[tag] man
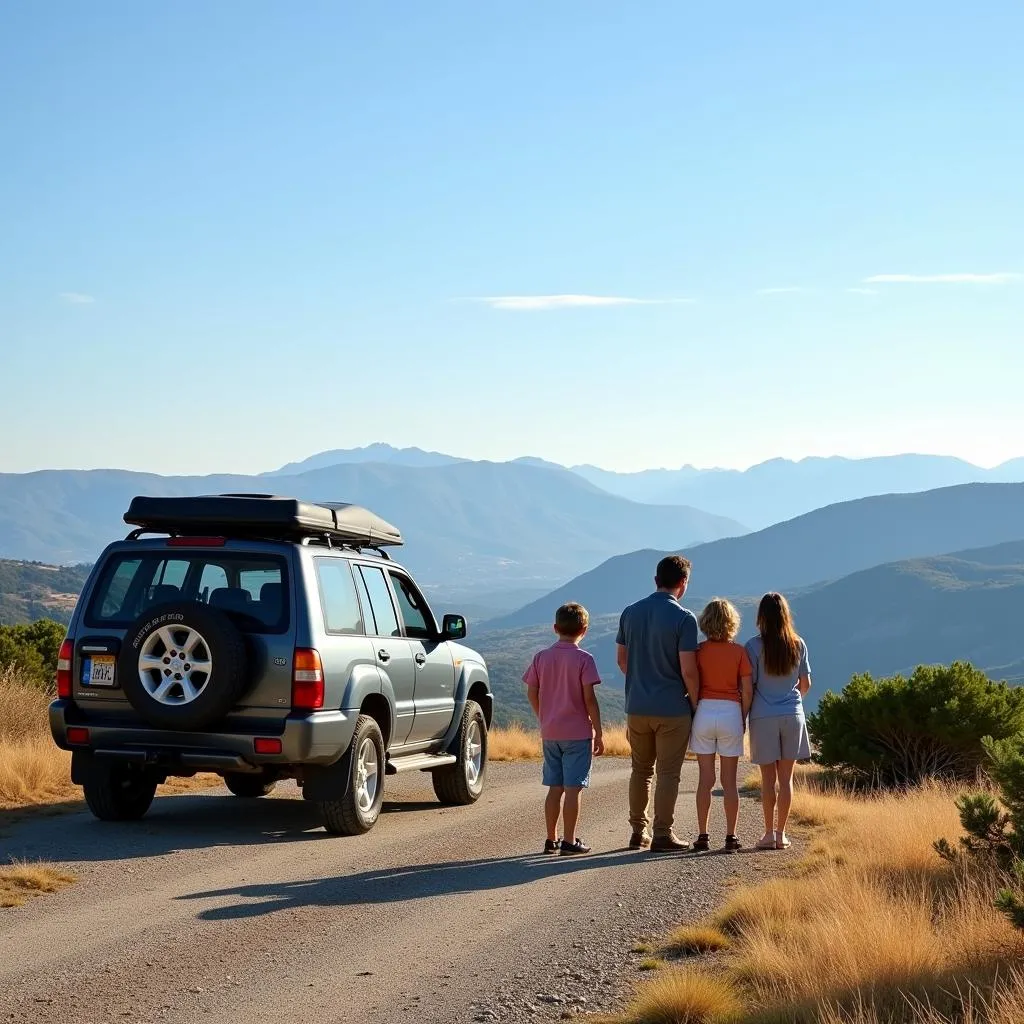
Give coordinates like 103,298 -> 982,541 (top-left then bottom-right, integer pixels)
616,554 -> 700,851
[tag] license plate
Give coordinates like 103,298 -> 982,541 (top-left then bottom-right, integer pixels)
83,655 -> 116,687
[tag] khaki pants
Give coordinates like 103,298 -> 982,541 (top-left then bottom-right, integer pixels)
627,714 -> 692,838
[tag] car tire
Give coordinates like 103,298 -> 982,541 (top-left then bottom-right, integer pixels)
432,700 -> 488,805
82,760 -> 158,822
318,715 -> 386,835
118,601 -> 249,731
223,772 -> 277,798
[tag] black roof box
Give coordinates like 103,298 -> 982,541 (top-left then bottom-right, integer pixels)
124,494 -> 403,548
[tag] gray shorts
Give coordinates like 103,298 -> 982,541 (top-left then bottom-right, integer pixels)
749,714 -> 811,764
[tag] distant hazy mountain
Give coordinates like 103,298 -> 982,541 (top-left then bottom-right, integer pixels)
476,538 -> 1024,720
0,462 -> 743,596
580,454 -> 1024,529
267,443 -> 465,476
491,482 -> 1024,627
271,447 -> 1024,529
570,464 -> 708,503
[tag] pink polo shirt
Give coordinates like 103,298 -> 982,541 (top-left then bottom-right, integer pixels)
522,640 -> 601,741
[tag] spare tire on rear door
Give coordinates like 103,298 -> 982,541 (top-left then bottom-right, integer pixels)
118,602 -> 249,730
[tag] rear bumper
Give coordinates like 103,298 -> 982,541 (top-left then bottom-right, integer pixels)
49,699 -> 356,774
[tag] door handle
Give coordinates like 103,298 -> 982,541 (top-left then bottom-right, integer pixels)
377,649 -> 391,663
414,653 -> 427,666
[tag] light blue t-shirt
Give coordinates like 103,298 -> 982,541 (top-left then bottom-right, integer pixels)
745,635 -> 811,720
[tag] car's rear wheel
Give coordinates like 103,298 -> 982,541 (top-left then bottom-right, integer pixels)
318,715 -> 386,835
82,760 -> 158,821
224,772 -> 277,798
432,700 -> 488,805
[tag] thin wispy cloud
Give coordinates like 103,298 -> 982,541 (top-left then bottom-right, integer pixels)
59,292 -> 96,304
756,286 -> 806,295
464,294 -> 692,311
847,287 -> 877,295
864,273 -> 1022,285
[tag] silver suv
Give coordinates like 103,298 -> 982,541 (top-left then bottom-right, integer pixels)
48,494 -> 492,835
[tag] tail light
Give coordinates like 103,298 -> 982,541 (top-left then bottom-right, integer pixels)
291,648 -> 324,710
56,639 -> 74,698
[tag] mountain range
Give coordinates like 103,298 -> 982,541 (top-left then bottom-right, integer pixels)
492,482 -> 1024,627
263,445 -> 1024,530
0,461 -> 741,600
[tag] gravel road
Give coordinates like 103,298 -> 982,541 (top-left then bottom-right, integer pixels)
0,759 -> 779,1023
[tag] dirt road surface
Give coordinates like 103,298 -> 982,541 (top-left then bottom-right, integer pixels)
1,759 -> 775,1023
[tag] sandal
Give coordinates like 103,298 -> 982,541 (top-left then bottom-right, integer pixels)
775,831 -> 792,850
724,834 -> 742,852
755,834 -> 777,850
692,833 -> 710,852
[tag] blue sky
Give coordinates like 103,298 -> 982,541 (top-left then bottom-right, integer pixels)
2,1 -> 1022,475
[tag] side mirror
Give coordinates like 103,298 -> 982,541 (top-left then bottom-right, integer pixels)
442,614 -> 467,641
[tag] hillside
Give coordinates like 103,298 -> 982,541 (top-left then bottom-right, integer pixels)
477,539 -> 1024,715
493,482 -> 1024,627
0,560 -> 91,626
0,461 -> 743,600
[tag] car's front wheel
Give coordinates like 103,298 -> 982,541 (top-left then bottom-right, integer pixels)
432,700 -> 488,805
81,760 -> 158,821
317,715 -> 386,835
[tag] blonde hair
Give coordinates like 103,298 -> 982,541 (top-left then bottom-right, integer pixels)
554,602 -> 589,638
699,598 -> 741,642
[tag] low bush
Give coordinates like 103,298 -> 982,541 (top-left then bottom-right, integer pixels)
937,733 -> 1024,931
808,662 -> 1024,786
0,619 -> 65,688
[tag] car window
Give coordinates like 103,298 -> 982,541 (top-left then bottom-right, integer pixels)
198,563 -> 229,599
316,559 -> 364,634
357,565 -> 401,638
99,558 -> 142,618
88,553 -> 287,632
388,571 -> 433,639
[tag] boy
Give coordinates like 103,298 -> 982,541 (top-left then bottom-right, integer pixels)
523,602 -> 604,855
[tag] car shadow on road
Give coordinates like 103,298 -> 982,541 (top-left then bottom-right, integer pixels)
178,848 -> 646,920
2,791 -> 460,864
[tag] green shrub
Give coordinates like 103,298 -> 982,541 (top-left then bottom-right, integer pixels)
936,734 -> 1024,931
0,619 -> 66,688
808,662 -> 1024,786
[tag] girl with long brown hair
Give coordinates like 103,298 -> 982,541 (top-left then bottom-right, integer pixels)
745,592 -> 811,850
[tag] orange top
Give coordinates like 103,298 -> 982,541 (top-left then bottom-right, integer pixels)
696,640 -> 752,703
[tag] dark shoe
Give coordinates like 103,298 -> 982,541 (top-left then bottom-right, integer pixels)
692,833 -> 710,852
560,838 -> 592,856
650,833 -> 691,852
724,834 -> 743,852
629,831 -> 652,850
544,839 -> 560,855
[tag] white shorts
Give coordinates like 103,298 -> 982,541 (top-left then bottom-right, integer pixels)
690,699 -> 745,757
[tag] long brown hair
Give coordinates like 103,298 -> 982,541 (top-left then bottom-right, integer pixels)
756,592 -> 801,677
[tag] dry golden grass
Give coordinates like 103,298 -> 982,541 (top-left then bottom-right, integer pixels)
0,668 -> 222,816
663,925 -> 731,956
0,669 -> 77,810
640,958 -> 667,971
488,722 -> 631,761
615,776 -> 1024,1024
0,859 -> 75,908
620,969 -> 743,1024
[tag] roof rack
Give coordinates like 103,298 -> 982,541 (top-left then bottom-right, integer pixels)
123,494 -> 403,549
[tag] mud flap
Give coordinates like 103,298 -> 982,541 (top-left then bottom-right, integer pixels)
301,747 -> 353,802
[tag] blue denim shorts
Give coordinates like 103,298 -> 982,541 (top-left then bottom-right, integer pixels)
542,738 -> 593,789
